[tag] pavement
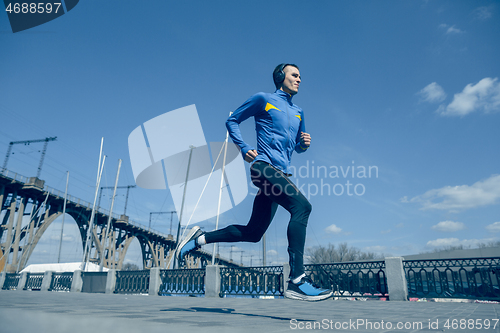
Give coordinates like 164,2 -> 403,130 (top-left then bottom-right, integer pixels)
0,291 -> 499,333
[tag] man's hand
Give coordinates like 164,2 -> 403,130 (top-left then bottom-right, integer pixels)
244,149 -> 258,163
300,132 -> 311,148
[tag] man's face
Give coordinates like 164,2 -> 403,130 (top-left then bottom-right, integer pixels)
280,66 -> 301,95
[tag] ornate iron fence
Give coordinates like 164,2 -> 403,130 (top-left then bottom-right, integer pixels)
25,273 -> 44,290
404,257 -> 500,300
50,272 -> 73,292
114,270 -> 150,294
304,261 -> 388,299
219,266 -> 283,297
159,269 -> 205,296
2,273 -> 20,290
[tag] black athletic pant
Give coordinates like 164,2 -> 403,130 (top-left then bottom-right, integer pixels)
204,160 -> 311,279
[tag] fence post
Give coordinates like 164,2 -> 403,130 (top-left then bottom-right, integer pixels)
41,271 -> 53,291
16,272 -> 28,291
282,263 -> 290,293
385,257 -> 408,301
0,272 -> 6,291
105,269 -> 116,294
149,267 -> 161,296
205,265 -> 220,298
71,270 -> 83,292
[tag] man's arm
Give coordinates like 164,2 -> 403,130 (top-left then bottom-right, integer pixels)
226,93 -> 266,161
295,112 -> 310,153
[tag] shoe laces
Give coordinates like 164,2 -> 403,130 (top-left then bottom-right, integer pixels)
301,275 -> 325,290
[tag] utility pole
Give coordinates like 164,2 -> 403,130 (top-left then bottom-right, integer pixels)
2,137 -> 57,177
232,250 -> 244,265
174,146 -> 195,269
149,211 -> 176,233
97,185 -> 136,215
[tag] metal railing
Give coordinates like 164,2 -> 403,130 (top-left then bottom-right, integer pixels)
50,272 -> 73,292
25,273 -> 44,290
404,257 -> 500,300
114,270 -> 150,294
0,169 -> 30,183
305,261 -> 388,299
219,266 -> 284,297
2,273 -> 20,290
159,269 -> 205,296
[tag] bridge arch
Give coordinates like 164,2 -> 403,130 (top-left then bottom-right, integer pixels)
18,206 -> 104,271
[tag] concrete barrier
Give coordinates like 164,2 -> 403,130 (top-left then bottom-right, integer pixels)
105,269 -> 116,294
70,270 -> 83,293
205,265 -> 220,298
0,272 -> 6,290
16,272 -> 28,291
40,271 -> 53,291
385,257 -> 408,301
148,267 -> 161,296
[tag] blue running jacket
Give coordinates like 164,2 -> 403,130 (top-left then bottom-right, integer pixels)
226,90 -> 308,175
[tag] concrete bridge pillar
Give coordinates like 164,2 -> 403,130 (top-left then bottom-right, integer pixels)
11,196 -> 27,269
0,185 -> 5,210
3,191 -> 17,273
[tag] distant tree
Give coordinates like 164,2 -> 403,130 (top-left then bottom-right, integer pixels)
122,263 -> 140,271
421,241 -> 500,254
478,241 -> 500,248
306,242 -> 383,264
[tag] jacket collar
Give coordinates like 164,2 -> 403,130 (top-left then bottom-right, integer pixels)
275,89 -> 294,104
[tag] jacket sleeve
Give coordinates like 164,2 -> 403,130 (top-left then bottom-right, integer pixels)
294,110 -> 308,154
226,93 -> 266,158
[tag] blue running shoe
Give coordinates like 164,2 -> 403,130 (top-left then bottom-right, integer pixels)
176,226 -> 204,263
284,276 -> 333,301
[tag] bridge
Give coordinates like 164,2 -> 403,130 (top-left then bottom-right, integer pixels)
0,169 -> 237,273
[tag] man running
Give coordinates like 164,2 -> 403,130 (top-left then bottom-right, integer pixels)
177,63 -> 333,301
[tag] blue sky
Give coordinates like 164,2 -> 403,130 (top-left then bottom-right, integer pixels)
1,0 -> 499,268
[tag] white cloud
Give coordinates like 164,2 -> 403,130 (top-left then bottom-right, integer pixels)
431,221 -> 466,232
380,229 -> 391,234
267,249 -> 278,256
426,237 -> 496,248
406,174 -> 500,211
473,6 -> 493,21
364,246 -> 386,253
418,82 -> 447,103
325,224 -> 342,234
486,222 -> 500,233
447,26 -> 464,34
439,24 -> 465,35
426,238 -> 461,247
438,77 -> 500,116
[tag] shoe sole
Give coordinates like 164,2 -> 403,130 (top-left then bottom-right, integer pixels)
176,226 -> 201,260
284,290 -> 333,301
